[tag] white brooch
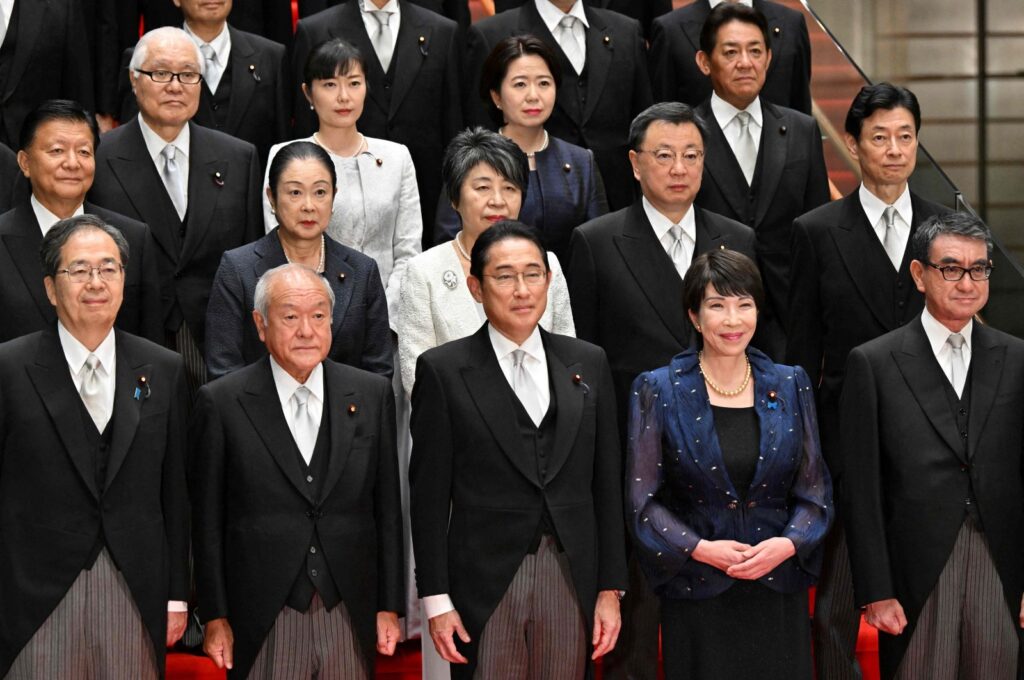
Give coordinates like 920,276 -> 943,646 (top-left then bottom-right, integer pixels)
442,270 -> 458,290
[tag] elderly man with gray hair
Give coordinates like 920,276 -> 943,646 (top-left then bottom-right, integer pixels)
0,214 -> 190,678
190,263 -> 404,679
89,26 -> 263,396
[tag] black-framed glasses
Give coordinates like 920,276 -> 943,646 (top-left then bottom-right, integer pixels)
135,69 -> 203,85
57,263 -> 124,283
926,261 -> 993,281
483,270 -> 548,288
637,149 -> 704,167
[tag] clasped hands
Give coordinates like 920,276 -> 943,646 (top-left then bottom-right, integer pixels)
692,536 -> 796,580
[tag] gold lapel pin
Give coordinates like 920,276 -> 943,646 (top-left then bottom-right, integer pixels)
348,403 -> 358,415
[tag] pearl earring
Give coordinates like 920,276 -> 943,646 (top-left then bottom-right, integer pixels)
309,104 -> 315,110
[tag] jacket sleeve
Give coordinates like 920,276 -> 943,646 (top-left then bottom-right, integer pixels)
163,356 -> 191,602
359,258 -> 396,379
204,253 -> 248,380
137,225 -> 167,344
385,147 -> 425,328
785,216 -> 825,389
593,350 -> 628,590
396,256 -> 438,400
583,149 -> 610,221
375,377 -> 405,614
566,227 -> 599,344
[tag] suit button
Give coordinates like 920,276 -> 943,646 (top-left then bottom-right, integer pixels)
961,431 -> 968,439
898,301 -> 905,307
310,569 -> 318,577
310,546 -> 316,554
959,408 -> 967,416
212,103 -> 219,110
306,475 -> 313,483
306,510 -> 314,518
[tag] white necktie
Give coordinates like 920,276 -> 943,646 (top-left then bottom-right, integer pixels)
667,224 -> 692,279
161,144 -> 187,221
200,43 -> 221,93
733,111 -> 757,186
292,386 -> 317,465
80,354 -> 111,431
511,350 -> 545,427
556,15 -> 585,75
947,333 -> 967,398
370,10 -> 395,72
882,205 -> 902,269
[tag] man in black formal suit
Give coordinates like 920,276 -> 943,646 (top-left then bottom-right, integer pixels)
786,83 -> 951,680
229,0 -> 296,47
0,100 -> 163,345
300,0 -> 470,27
649,0 -> 811,115
0,0 -> 96,147
0,141 -> 21,212
0,214 -> 189,678
410,221 -> 627,679
191,263 -> 404,679
465,0 -> 653,212
292,0 -> 463,244
492,0 -> 672,39
692,3 -> 828,357
90,27 -> 263,391
840,212 -> 1024,680
567,102 -> 755,680
119,0 -> 290,166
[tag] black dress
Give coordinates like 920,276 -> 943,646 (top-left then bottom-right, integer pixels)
660,405 -> 813,680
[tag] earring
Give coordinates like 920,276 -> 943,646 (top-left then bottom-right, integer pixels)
270,207 -> 276,215
695,324 -> 702,332
309,104 -> 315,110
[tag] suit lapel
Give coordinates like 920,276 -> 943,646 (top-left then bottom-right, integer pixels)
460,327 -> 542,488
180,124 -> 227,265
320,362 -> 357,502
224,28 -> 258,134
25,329 -> 100,498
893,320 -> 966,461
580,8 -> 611,125
239,359 -> 314,500
681,1 -> 709,52
2,0 -> 44,102
2,203 -> 54,321
388,4 -> 430,121
613,202 -> 690,347
542,333 -> 584,484
104,333 -> 145,489
697,101 -> 749,219
752,101 -> 786,226
670,353 -> 737,497
966,325 -> 1004,459
745,351 -> 785,494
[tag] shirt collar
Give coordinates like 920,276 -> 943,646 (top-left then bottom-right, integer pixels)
488,323 -> 546,364
642,195 -> 696,243
920,306 -> 973,356
360,0 -> 401,15
30,195 -> 85,236
183,21 -> 231,62
710,91 -> 763,131
270,355 -> 325,406
710,0 -> 752,6
534,0 -> 589,33
137,114 -> 190,165
57,320 -> 116,376
858,183 -> 913,229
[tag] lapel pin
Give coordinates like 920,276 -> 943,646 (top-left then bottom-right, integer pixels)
573,373 -> 590,395
766,390 -> 780,410
779,125 -> 787,136
773,26 -> 781,37
419,35 -> 428,56
442,270 -> 458,290
603,35 -> 611,47
562,163 -> 572,173
375,157 -> 383,167
213,171 -> 225,187
337,272 -> 346,282
347,403 -> 358,415
134,375 -> 151,400
249,64 -> 261,82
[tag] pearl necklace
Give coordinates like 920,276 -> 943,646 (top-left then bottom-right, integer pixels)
454,231 -> 472,261
698,351 -> 752,397
313,131 -> 366,158
284,233 -> 326,273
500,127 -> 549,158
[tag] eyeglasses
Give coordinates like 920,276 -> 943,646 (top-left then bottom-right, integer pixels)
637,149 -> 704,167
135,69 -> 203,85
926,262 -> 993,282
57,263 -> 124,283
483,270 -> 548,288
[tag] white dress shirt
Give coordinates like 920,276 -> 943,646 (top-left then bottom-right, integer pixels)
535,0 -> 589,61
184,21 -> 231,94
859,183 -> 913,269
31,195 -> 85,236
710,91 -> 763,162
138,114 -> 191,206
709,0 -> 752,7
269,356 -> 325,449
642,196 -> 697,271
359,0 -> 401,57
0,0 -> 14,46
421,324 -> 551,620
919,306 -> 973,394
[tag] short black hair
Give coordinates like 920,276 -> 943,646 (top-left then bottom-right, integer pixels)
267,141 -> 338,202
699,3 -> 771,55
628,102 -> 708,151
41,214 -> 130,278
682,249 -> 765,319
911,212 -> 993,263
480,34 -> 561,126
469,220 -> 549,280
844,82 -> 922,140
19,99 -> 100,152
442,127 -> 529,209
304,38 -> 366,86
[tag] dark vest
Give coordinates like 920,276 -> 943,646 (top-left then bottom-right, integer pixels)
549,42 -> 586,145
199,54 -> 233,132
285,404 -> 342,612
76,394 -> 115,567
941,366 -> 980,526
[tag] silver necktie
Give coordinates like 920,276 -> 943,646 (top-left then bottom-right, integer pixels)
947,333 -> 967,398
200,43 -> 221,93
511,350 -> 544,426
556,15 -> 585,75
292,386 -> 317,465
161,144 -> 187,221
80,354 -> 111,431
370,10 -> 395,72
882,205 -> 902,269
733,110 -> 757,186
668,224 -> 691,279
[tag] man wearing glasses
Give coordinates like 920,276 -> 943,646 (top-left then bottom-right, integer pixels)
0,214 -> 190,678
840,211 -> 1024,680
567,101 -> 754,680
410,220 -> 628,679
89,26 -> 263,395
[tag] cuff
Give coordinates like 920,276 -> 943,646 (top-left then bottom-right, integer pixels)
167,600 -> 188,612
422,594 -> 455,619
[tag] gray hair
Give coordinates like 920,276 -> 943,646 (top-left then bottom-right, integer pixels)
129,27 -> 205,76
628,101 -> 708,151
442,127 -> 529,209
253,263 -> 336,319
41,214 -> 130,278
911,212 -> 993,263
